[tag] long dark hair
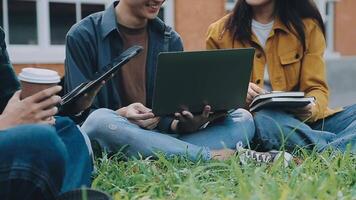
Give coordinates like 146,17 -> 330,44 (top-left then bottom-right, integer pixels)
225,0 -> 325,50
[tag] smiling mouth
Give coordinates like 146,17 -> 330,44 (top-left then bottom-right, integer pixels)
145,2 -> 161,10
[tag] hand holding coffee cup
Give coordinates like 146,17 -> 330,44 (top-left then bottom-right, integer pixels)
18,68 -> 61,124
18,68 -> 61,99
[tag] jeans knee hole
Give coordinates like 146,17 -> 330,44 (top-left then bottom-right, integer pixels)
108,124 -> 118,131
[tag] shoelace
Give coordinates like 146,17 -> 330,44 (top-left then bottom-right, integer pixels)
245,149 -> 273,163
236,142 -> 293,166
236,142 -> 274,163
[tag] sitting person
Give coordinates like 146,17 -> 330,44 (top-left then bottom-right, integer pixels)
206,0 -> 355,153
64,0 -> 285,162
0,27 -> 102,200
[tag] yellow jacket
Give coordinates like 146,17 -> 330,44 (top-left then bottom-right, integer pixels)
206,15 -> 340,122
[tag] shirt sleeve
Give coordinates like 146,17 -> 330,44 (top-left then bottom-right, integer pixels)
64,33 -> 97,93
300,22 -> 329,122
63,31 -> 99,122
0,29 -> 20,113
206,23 -> 221,50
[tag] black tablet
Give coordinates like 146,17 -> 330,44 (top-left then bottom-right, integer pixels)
60,45 -> 143,110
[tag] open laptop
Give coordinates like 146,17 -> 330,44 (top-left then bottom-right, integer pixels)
152,48 -> 255,116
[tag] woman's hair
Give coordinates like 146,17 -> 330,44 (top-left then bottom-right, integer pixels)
225,0 -> 325,50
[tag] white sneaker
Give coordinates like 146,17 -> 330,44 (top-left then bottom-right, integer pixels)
236,142 -> 293,167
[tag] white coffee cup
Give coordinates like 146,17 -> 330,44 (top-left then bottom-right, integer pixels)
18,68 -> 61,99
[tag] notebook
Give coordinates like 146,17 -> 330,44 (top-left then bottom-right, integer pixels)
249,91 -> 315,112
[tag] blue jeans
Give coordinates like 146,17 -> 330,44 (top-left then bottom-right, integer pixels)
0,117 -> 92,200
253,104 -> 356,153
82,108 -> 255,161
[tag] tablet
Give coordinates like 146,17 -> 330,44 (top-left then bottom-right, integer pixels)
60,45 -> 143,111
152,48 -> 255,116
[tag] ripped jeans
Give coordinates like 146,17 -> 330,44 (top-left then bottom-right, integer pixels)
82,108 -> 255,161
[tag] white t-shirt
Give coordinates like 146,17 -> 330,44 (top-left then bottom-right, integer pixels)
252,19 -> 274,92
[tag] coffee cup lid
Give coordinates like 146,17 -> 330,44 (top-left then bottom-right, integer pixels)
18,68 -> 61,84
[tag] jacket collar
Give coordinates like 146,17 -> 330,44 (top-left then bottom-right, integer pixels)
272,17 -> 293,35
251,17 -> 293,46
100,1 -> 119,39
100,1 -> 166,39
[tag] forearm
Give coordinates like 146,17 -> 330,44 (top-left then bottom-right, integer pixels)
301,22 -> 329,122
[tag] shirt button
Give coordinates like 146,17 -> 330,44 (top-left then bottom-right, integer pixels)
256,79 -> 261,84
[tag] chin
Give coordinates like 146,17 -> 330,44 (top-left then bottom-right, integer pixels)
145,13 -> 159,20
245,0 -> 272,7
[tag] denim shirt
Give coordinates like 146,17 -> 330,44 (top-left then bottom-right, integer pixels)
0,27 -> 21,113
64,2 -> 184,130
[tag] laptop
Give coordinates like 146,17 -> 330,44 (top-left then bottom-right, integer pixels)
152,48 -> 255,116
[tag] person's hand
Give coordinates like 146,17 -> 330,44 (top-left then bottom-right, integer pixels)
246,82 -> 266,106
171,105 -> 227,133
117,103 -> 160,130
287,102 -> 315,121
64,81 -> 105,115
0,86 -> 62,130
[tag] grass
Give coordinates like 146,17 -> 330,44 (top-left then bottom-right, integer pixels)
92,149 -> 356,200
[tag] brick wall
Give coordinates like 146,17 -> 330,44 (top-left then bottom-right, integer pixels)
335,0 -> 356,56
175,0 -> 226,51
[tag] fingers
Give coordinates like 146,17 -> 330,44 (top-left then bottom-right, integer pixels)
174,110 -> 194,123
246,93 -> 254,105
37,95 -> 62,110
133,117 -> 160,129
37,107 -> 59,119
125,103 -> 154,120
250,83 -> 265,95
175,105 -> 211,121
295,113 -> 312,121
146,120 -> 160,130
286,103 -> 314,121
182,110 -> 194,119
146,121 -> 159,130
133,103 -> 152,113
127,112 -> 155,121
289,103 -> 313,114
174,112 -> 186,122
201,105 -> 211,118
248,86 -> 259,99
247,83 -> 265,105
303,103 -> 313,111
89,80 -> 105,96
38,117 -> 56,126
28,86 -> 62,103
145,117 -> 160,130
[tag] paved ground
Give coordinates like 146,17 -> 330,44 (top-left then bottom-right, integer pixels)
326,57 -> 356,108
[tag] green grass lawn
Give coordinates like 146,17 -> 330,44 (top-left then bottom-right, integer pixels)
92,150 -> 356,200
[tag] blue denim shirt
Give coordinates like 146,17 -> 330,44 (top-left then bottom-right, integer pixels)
0,27 -> 21,113
64,2 -> 184,131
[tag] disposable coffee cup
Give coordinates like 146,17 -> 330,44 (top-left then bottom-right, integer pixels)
18,68 -> 61,100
